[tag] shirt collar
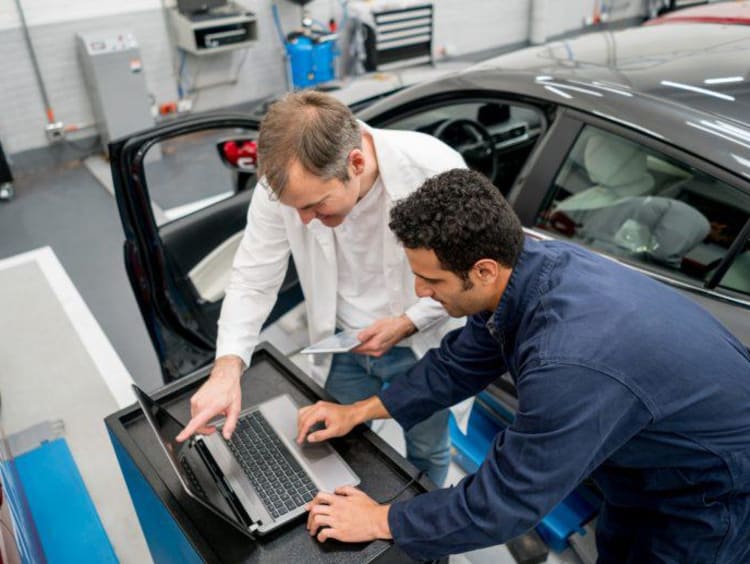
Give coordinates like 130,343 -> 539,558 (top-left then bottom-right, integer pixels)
487,238 -> 550,335
360,121 -> 420,201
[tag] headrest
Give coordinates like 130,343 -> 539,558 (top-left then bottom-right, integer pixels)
583,133 -> 654,197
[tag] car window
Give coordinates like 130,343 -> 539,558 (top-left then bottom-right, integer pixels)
382,100 -> 545,194
536,125 -> 750,298
142,127 -> 256,226
138,126 -> 259,306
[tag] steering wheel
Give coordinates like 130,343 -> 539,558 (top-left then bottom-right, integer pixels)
434,118 -> 497,182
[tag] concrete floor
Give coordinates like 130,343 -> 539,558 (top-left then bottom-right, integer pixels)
0,249 -> 151,563
0,159 -> 163,392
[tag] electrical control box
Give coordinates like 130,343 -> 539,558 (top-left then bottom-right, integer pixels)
76,31 -> 155,156
169,3 -> 257,56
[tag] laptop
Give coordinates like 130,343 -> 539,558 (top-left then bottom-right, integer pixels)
132,384 -> 360,537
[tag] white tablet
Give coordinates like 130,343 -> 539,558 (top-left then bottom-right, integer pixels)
300,330 -> 362,354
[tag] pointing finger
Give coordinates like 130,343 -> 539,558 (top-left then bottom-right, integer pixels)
222,398 -> 242,440
176,409 -> 218,442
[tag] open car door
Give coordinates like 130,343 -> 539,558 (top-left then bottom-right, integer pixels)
110,113 -> 303,383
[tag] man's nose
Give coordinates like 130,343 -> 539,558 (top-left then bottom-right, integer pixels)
298,208 -> 315,224
415,278 -> 432,298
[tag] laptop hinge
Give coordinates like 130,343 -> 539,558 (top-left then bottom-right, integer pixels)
192,437 -> 261,532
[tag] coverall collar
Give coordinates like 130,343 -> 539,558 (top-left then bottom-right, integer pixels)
487,238 -> 550,337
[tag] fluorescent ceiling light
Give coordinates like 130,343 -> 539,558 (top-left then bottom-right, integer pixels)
686,121 -> 750,151
661,80 -> 735,102
544,85 -> 572,99
543,82 -> 603,97
709,120 -> 750,143
591,111 -> 664,139
704,76 -> 743,85
731,153 -> 750,170
571,80 -> 633,97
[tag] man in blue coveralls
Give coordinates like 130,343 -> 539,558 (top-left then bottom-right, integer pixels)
298,169 -> 750,562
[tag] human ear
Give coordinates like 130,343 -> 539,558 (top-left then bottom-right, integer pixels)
349,149 -> 366,176
473,259 -> 500,285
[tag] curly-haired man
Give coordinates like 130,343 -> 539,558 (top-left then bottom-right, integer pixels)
299,168 -> 750,562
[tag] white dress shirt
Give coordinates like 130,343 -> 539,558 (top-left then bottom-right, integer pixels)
216,124 -> 467,386
333,176 -> 415,346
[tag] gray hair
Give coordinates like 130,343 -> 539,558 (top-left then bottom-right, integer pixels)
256,90 -> 362,197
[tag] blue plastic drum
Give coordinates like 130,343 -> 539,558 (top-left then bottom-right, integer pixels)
286,34 -> 337,89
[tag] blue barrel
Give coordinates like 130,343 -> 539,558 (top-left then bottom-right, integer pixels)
286,34 -> 337,89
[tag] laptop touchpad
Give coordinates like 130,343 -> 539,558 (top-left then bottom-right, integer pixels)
260,395 -> 359,492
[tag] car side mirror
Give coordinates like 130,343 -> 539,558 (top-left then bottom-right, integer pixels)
216,138 -> 258,172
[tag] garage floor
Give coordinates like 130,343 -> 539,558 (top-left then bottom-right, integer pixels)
0,248 -> 151,562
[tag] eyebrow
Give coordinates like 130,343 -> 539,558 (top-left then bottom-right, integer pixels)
414,272 -> 441,284
299,195 -> 328,211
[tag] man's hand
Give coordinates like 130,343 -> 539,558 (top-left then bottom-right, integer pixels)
296,401 -> 359,444
306,487 -> 391,543
176,355 -> 244,442
354,314 -> 416,357
296,396 -> 390,444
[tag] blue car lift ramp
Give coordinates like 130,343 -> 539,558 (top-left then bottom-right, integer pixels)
450,385 -> 601,556
6,421 -> 117,564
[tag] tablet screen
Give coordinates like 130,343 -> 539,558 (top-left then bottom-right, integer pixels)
300,330 -> 362,354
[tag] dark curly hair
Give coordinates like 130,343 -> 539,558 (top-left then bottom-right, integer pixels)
389,169 -> 524,282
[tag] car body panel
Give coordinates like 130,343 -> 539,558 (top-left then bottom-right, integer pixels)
360,22 -> 750,181
648,0 -> 750,26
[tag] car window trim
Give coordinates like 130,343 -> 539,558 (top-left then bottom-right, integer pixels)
537,108 -> 750,300
508,110 -> 582,223
706,218 -> 750,290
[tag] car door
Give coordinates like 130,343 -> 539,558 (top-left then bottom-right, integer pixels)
110,113 -> 303,382
512,109 -> 750,348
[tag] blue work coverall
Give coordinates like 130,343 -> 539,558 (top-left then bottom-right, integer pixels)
380,238 -> 750,562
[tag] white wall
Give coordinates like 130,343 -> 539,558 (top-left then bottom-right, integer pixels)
0,0 -> 161,29
0,0 -> 646,157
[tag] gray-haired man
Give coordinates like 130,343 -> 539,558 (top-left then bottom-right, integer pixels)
175,90 -> 466,485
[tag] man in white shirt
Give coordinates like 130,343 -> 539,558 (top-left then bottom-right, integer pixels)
176,90 -> 466,484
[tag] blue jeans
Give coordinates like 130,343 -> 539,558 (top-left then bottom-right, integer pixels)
325,347 -> 451,486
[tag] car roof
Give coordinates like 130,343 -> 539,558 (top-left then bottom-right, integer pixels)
647,1 -> 750,26
361,22 -> 750,182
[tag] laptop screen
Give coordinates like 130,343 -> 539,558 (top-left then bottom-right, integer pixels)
131,384 -> 252,536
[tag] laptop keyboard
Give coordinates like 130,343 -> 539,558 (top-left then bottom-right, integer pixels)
227,411 -> 318,519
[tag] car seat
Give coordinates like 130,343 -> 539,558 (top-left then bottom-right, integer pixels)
555,132 -> 655,212
551,132 -> 709,267
578,196 -> 710,268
